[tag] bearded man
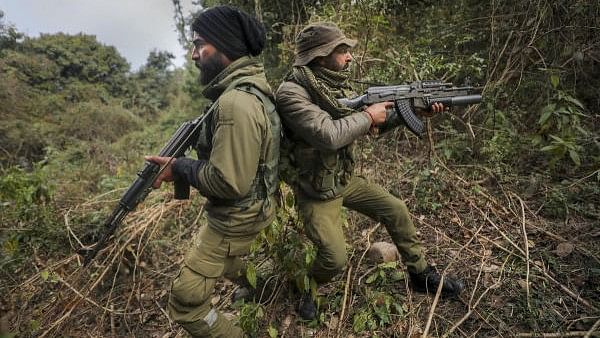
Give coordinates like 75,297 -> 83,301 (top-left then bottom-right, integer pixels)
146,6 -> 280,337
276,22 -> 464,320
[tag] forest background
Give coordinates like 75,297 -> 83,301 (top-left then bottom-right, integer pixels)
1,0 -> 599,337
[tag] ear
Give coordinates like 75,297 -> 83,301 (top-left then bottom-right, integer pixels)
316,56 -> 326,67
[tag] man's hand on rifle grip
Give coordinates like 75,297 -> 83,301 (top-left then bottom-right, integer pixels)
145,156 -> 175,189
364,101 -> 394,126
416,102 -> 447,117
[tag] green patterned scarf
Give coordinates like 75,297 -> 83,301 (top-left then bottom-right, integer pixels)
288,66 -> 356,119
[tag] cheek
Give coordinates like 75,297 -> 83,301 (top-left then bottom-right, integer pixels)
195,45 -> 215,60
202,46 -> 215,58
338,53 -> 350,62
337,55 -> 349,69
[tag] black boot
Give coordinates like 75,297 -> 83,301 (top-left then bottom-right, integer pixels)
298,292 -> 317,320
231,275 -> 265,303
232,284 -> 254,303
409,266 -> 464,297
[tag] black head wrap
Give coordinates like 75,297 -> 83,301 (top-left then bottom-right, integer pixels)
191,5 -> 266,61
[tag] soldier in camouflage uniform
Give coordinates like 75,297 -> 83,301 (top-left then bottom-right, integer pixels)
276,22 -> 464,320
147,6 -> 280,337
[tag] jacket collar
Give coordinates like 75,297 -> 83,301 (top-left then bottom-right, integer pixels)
202,56 -> 270,101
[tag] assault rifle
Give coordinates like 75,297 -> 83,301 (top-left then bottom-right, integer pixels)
339,80 -> 482,136
78,108 -> 214,266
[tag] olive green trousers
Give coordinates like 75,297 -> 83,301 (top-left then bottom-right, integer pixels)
297,176 -> 428,283
168,225 -> 256,338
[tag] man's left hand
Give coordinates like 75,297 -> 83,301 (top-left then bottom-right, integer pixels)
145,156 -> 175,189
417,102 -> 447,117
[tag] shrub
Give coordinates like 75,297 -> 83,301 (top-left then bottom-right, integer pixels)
0,165 -> 63,269
53,102 -> 142,144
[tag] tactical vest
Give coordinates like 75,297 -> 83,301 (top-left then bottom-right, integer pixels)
194,84 -> 280,211
281,80 -> 356,200
288,136 -> 355,200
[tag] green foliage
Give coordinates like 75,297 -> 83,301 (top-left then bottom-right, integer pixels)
0,10 -> 23,52
0,29 -> 183,166
477,101 -> 527,174
128,50 -> 177,114
52,102 -> 142,144
0,70 -> 47,163
246,261 -> 258,289
0,165 -> 63,269
539,177 -> 600,220
267,325 -> 278,338
22,33 -> 130,96
2,49 -> 60,89
248,188 -> 317,295
365,262 -> 405,286
0,165 -> 51,215
182,61 -> 206,112
352,289 -> 405,334
534,75 -> 589,168
413,167 -> 446,213
236,301 -> 264,337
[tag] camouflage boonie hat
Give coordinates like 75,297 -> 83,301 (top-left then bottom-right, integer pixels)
293,22 -> 357,66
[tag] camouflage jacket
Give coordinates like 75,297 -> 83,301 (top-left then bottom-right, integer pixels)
276,79 -> 370,199
175,56 -> 279,236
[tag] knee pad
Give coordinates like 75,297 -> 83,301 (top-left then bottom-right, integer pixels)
170,266 -> 212,307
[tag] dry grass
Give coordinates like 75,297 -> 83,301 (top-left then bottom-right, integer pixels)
2,132 -> 599,338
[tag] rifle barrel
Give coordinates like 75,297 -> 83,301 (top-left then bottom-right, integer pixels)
431,94 -> 481,107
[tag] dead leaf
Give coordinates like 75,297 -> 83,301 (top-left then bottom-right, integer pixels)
490,295 -> 507,308
555,242 -> 574,257
571,274 -> 586,287
281,314 -> 293,331
482,263 -> 500,272
327,315 -> 339,329
517,279 -> 530,290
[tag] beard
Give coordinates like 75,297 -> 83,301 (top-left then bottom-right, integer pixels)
196,51 -> 227,85
320,56 -> 349,72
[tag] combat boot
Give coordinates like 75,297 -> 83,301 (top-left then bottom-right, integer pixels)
298,292 -> 317,320
409,266 -> 464,297
231,275 -> 264,303
232,274 -> 279,304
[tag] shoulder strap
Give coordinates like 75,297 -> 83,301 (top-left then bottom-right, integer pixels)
235,84 -> 276,115
233,84 -> 281,198
234,83 -> 278,165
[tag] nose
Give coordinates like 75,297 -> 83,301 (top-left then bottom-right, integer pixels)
346,52 -> 353,62
191,47 -> 200,60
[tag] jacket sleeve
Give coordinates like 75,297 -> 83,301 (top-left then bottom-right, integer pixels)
193,90 -> 264,199
276,81 -> 371,151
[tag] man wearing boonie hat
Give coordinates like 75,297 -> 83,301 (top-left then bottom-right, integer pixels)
146,5 -> 280,337
276,22 -> 464,320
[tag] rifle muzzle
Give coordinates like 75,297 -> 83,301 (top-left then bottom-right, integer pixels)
432,94 -> 482,107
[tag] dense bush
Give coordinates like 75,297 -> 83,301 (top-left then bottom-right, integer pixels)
0,165 -> 63,269
53,102 -> 142,144
21,33 -> 130,96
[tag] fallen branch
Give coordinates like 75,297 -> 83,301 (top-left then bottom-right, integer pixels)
337,266 -> 353,336
516,332 -> 600,337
